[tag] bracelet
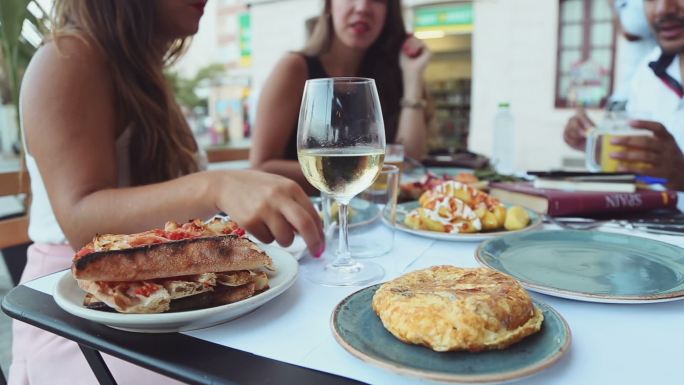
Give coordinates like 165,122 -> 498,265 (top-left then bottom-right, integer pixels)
400,98 -> 427,109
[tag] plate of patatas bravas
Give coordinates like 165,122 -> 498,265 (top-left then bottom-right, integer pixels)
395,180 -> 541,241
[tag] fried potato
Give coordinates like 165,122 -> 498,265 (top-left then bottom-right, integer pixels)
419,208 -> 446,232
481,211 -> 500,231
452,188 -> 472,204
504,206 -> 531,230
404,211 -> 422,229
492,206 -> 507,227
406,181 -> 528,235
458,221 -> 480,233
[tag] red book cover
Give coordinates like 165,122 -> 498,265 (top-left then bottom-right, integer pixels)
489,182 -> 678,216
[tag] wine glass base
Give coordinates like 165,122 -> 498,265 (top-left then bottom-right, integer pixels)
301,259 -> 385,286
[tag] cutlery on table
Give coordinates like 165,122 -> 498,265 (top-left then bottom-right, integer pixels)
543,216 -> 684,235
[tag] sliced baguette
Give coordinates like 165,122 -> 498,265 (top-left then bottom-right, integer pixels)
72,235 -> 271,281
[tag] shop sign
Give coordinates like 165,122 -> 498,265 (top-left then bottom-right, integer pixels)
415,4 -> 473,33
238,12 -> 251,67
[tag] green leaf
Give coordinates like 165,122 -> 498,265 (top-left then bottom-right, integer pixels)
0,0 -> 46,135
0,0 -> 32,43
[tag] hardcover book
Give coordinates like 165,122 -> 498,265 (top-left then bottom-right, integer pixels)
489,182 -> 678,216
532,178 -> 636,193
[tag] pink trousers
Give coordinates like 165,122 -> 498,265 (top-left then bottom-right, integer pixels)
9,243 -> 186,385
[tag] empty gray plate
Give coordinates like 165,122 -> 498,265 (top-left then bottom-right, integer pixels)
476,230 -> 684,303
331,285 -> 571,384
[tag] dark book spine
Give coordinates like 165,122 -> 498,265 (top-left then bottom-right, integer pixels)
548,191 -> 678,216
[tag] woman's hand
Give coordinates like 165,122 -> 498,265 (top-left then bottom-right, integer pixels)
213,170 -> 325,256
399,35 -> 431,93
563,108 -> 595,151
610,120 -> 684,190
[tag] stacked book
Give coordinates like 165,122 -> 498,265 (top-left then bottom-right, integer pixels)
489,172 -> 677,217
529,172 -> 637,193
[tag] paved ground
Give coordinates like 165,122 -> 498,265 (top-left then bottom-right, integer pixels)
1,252 -> 13,380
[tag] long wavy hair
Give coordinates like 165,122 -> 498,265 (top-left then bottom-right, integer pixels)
51,0 -> 199,185
302,0 -> 406,142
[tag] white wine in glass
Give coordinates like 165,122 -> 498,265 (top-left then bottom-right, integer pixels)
298,148 -> 384,202
297,77 -> 386,286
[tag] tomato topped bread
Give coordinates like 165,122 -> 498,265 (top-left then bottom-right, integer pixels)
372,266 -> 543,352
72,218 -> 274,314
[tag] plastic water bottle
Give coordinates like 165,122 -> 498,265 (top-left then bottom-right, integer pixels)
492,102 -> 515,174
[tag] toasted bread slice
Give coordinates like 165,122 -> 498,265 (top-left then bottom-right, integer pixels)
83,291 -> 216,313
211,282 -> 256,306
72,235 -> 272,281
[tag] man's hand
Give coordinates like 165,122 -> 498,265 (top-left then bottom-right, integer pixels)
563,108 -> 595,151
610,120 -> 684,190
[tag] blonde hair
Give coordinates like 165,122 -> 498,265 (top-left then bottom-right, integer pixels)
52,0 -> 199,185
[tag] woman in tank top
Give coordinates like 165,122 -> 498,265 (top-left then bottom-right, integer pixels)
250,0 -> 432,192
10,1 -> 324,384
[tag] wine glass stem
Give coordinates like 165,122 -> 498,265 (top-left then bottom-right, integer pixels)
333,202 -> 353,267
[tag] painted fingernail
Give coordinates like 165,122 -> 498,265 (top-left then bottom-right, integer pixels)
314,243 -> 325,258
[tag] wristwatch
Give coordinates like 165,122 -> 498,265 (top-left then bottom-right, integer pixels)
400,98 -> 427,109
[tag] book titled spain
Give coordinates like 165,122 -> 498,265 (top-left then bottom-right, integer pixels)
489,182 -> 678,216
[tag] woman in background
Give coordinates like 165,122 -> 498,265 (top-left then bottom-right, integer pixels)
11,1 -> 323,384
250,0 -> 432,192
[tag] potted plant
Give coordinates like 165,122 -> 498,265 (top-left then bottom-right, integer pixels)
0,0 -> 48,155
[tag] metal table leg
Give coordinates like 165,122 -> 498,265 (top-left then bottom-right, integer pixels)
78,344 -> 118,385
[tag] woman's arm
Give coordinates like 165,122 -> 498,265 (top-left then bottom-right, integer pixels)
249,53 -> 315,193
22,39 -> 323,253
396,36 -> 432,160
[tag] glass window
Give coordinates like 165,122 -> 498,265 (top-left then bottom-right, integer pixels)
562,24 -> 584,47
590,48 -> 613,69
591,0 -> 612,21
591,21 -> 614,46
560,49 -> 582,72
555,0 -> 617,108
562,0 -> 583,22
559,75 -> 572,97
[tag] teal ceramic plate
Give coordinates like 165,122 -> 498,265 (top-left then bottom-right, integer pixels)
393,201 -> 542,242
476,230 -> 684,303
331,285 -> 571,384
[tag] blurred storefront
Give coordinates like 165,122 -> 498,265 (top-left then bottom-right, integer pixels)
410,3 -> 474,154
246,0 -> 476,154
175,0 -> 622,170
174,0 -> 253,150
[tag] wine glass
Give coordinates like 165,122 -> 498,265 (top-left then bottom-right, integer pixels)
297,77 -> 386,286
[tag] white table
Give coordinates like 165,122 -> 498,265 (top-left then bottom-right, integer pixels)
24,216 -> 684,385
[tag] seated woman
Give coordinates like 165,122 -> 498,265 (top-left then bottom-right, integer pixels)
249,0 -> 432,192
10,1 -> 323,384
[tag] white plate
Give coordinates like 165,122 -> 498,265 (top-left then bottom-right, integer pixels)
393,201 -> 542,242
53,245 -> 298,333
249,235 -> 307,260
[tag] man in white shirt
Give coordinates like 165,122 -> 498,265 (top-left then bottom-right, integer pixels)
564,0 -> 684,190
613,0 -> 658,99
564,0 -> 656,150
